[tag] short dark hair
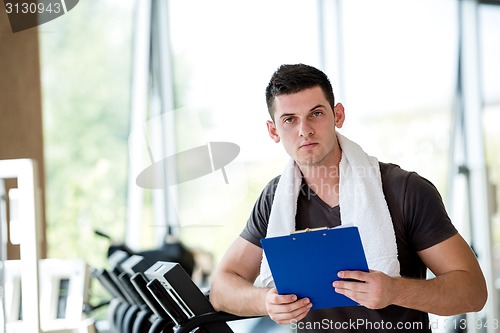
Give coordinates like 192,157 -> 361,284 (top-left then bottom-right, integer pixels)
265,64 -> 335,121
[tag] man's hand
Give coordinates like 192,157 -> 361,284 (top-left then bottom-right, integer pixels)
265,288 -> 312,324
332,270 -> 395,310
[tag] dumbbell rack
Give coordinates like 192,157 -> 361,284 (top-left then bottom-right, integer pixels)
95,250 -> 255,333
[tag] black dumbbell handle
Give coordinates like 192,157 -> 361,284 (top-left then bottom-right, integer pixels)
130,272 -> 170,319
119,272 -> 147,306
92,268 -> 126,301
147,278 -> 190,326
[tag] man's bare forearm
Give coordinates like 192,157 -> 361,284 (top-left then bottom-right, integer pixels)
335,268 -> 486,316
335,234 -> 487,315
210,270 -> 270,316
392,235 -> 487,316
392,270 -> 487,316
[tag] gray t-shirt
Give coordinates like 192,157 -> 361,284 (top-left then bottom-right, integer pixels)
241,162 -> 457,332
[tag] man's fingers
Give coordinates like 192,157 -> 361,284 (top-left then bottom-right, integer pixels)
267,288 -> 298,304
274,303 -> 311,324
273,294 -> 298,305
266,288 -> 313,324
333,270 -> 394,310
333,280 -> 367,292
337,270 -> 370,281
269,298 -> 313,324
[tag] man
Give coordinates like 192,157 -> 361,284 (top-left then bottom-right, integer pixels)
210,64 -> 486,332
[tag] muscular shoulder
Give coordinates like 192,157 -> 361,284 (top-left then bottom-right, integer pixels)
380,162 -> 457,251
379,162 -> 413,187
379,162 -> 439,209
240,175 -> 281,247
380,162 -> 449,211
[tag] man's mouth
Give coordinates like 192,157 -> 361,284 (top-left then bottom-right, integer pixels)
299,142 -> 318,149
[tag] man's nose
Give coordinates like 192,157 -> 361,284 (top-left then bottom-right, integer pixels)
298,120 -> 314,137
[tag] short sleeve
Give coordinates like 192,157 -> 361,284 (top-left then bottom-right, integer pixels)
239,176 -> 280,247
404,173 -> 458,252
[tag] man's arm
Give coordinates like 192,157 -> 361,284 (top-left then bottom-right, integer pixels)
333,233 -> 487,315
210,236 -> 312,324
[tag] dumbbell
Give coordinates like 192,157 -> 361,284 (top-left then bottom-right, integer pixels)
92,268 -> 131,333
130,272 -> 175,333
107,250 -> 139,333
145,261 -> 234,333
120,255 -> 170,333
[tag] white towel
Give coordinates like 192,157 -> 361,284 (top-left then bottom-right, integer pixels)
260,133 -> 400,288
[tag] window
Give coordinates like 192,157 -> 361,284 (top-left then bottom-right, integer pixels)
40,0 -> 134,266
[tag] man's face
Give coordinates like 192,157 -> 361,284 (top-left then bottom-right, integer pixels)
266,86 -> 345,168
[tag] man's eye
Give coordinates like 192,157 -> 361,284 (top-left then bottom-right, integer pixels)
312,111 -> 322,117
283,118 -> 294,123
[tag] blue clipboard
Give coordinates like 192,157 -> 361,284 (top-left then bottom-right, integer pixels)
260,225 -> 369,310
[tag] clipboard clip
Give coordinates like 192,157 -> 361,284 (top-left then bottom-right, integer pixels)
290,227 -> 328,234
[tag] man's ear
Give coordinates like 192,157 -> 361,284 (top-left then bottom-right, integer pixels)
334,103 -> 345,129
266,120 -> 280,143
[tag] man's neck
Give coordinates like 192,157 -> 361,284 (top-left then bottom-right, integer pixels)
299,153 -> 342,208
